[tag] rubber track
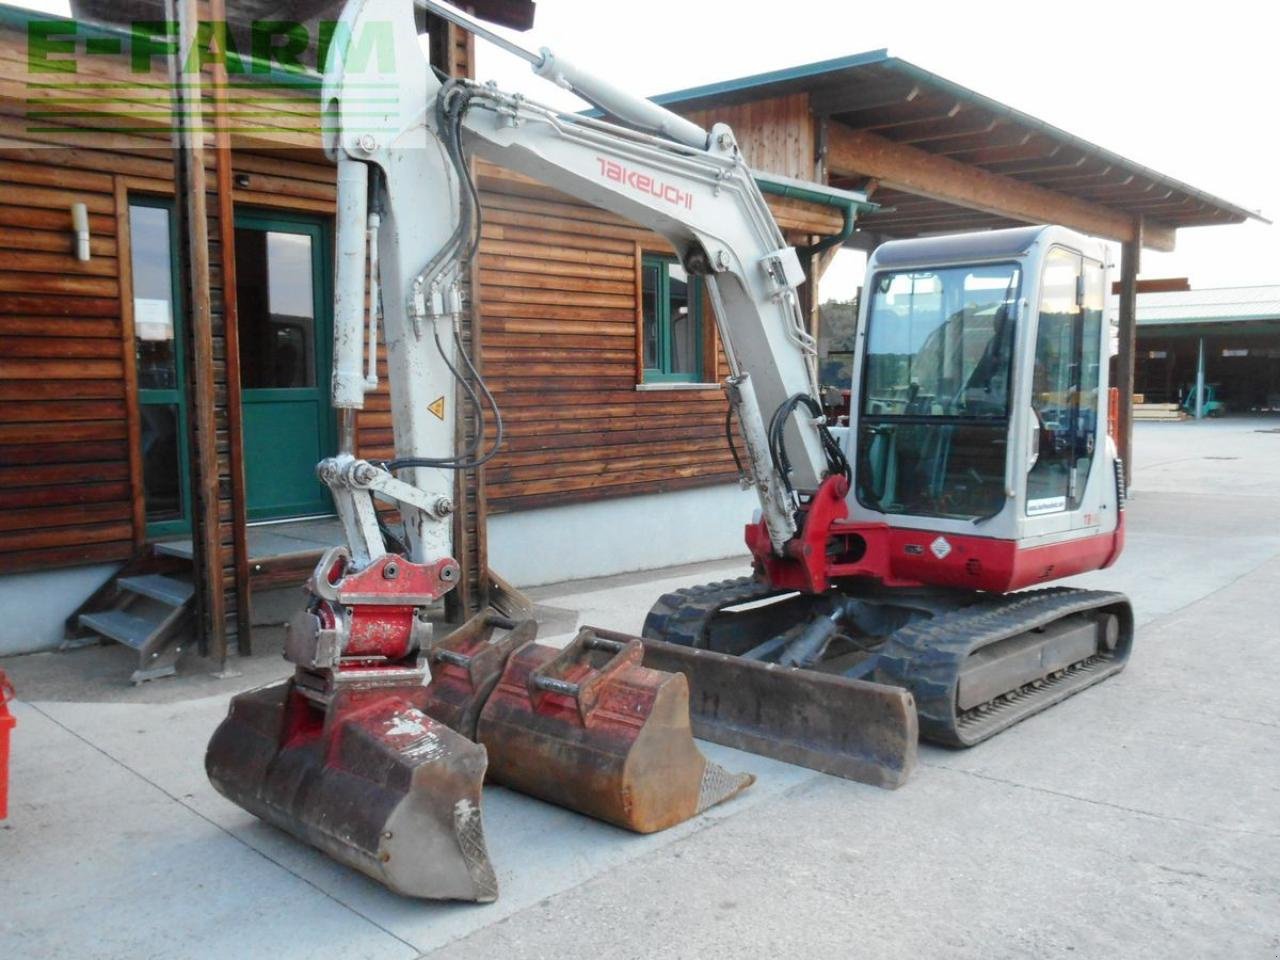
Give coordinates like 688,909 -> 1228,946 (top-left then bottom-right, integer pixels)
642,577 -> 782,648
874,587 -> 1133,747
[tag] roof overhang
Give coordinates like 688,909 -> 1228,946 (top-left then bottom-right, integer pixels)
650,51 -> 1267,253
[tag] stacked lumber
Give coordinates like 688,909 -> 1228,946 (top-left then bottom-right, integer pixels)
1133,403 -> 1186,422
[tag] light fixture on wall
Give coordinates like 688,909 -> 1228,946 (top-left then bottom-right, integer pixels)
234,173 -> 251,188
71,202 -> 90,262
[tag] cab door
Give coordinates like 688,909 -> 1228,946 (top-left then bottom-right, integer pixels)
1023,247 -> 1105,536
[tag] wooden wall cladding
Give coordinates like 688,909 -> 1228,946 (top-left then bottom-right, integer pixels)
680,93 -> 816,182
0,153 -> 136,573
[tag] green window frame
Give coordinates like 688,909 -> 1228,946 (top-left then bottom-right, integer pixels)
129,195 -> 192,539
641,254 -> 704,383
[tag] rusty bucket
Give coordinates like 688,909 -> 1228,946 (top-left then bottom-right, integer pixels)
477,627 -> 754,833
206,678 -> 498,902
423,614 -> 538,739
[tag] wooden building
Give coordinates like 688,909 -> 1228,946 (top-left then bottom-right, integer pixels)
0,3 -> 1261,664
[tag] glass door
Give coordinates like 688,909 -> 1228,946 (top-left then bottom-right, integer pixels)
234,212 -> 335,521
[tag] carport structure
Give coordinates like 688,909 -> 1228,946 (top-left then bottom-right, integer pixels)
652,50 -> 1266,471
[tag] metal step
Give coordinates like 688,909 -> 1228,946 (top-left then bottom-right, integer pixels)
118,574 -> 194,607
153,539 -> 195,560
78,609 -> 168,651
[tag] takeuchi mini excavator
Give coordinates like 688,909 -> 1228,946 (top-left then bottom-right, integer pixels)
207,0 -> 1134,902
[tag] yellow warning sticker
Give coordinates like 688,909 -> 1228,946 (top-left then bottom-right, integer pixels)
428,396 -> 446,420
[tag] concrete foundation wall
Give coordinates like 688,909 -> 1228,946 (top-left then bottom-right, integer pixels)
0,564 -> 120,657
489,482 -> 756,587
5,484 -> 757,654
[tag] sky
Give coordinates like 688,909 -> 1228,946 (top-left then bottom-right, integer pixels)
14,0 -> 1277,302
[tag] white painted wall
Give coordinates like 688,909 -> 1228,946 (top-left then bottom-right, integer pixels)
490,482 -> 756,587
0,563 -> 120,657
0,484 -> 757,655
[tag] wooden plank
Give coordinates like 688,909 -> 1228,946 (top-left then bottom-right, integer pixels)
0,501 -> 130,532
0,226 -> 117,258
0,336 -> 123,358
0,378 -> 120,399
0,293 -> 119,320
0,446 -> 127,471
0,480 -> 130,508
0,539 -> 132,574
0,271 -> 119,297
0,399 -> 127,421
0,357 -> 123,379
211,0 -> 252,653
174,0 -> 226,662
0,519 -> 131,552
826,126 -> 1176,252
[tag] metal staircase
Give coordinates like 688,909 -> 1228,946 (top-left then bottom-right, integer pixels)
65,553 -> 195,684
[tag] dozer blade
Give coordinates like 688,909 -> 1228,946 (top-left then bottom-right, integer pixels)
477,627 -> 754,833
423,613 -> 539,739
630,631 -> 918,789
206,678 -> 498,902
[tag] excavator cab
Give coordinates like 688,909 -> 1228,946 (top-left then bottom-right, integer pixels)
848,225 -> 1122,574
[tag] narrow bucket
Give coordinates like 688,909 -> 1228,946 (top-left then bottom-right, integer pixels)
206,678 -> 498,901
424,614 -> 538,739
477,628 -> 754,833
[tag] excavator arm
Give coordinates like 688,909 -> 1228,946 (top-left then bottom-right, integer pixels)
319,0 -> 847,568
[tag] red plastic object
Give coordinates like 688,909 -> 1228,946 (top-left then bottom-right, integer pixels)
0,670 -> 15,820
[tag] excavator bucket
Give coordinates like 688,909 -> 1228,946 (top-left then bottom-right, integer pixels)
423,613 -> 538,739
206,678 -> 498,902
632,632 -> 918,789
477,627 -> 754,833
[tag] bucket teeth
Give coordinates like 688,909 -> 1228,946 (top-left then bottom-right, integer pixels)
206,679 -> 498,902
477,627 -> 754,833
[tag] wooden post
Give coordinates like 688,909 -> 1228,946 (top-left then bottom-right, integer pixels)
210,0 -> 251,654
1116,217 -> 1143,489
170,0 -> 226,663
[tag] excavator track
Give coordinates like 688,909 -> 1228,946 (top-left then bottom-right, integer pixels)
645,581 -> 1133,750
643,577 -> 796,650
874,587 -> 1133,747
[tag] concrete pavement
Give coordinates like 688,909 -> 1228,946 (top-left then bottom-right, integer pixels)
2,417 -> 1278,959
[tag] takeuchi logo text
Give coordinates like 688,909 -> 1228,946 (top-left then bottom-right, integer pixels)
596,157 -> 694,210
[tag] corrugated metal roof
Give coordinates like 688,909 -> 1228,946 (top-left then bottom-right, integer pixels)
648,51 -> 1265,238
1106,286 -> 1280,325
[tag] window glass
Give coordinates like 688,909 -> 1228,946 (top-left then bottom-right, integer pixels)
863,264 -> 1019,419
641,255 -> 702,383
668,262 -> 699,377
236,228 -> 317,389
130,204 -> 177,390
1027,249 -> 1085,514
856,262 -> 1019,521
140,403 -> 181,522
641,263 -> 660,370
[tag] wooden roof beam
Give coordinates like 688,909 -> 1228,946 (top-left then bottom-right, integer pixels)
827,126 -> 1175,251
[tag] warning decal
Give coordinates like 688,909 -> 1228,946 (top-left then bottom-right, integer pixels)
428,396 -> 446,420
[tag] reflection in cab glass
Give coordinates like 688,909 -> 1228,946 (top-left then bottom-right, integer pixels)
1026,249 -> 1103,516
857,263 -> 1020,521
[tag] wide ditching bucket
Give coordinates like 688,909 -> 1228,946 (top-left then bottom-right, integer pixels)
206,679 -> 498,902
632,632 -> 918,789
477,627 -> 754,833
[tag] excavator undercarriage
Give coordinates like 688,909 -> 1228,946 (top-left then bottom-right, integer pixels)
642,579 -> 1133,748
